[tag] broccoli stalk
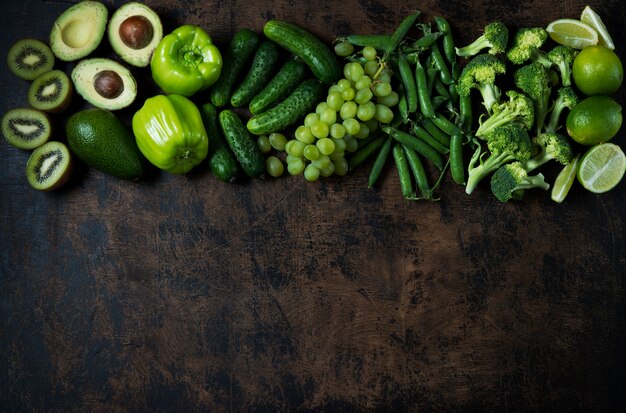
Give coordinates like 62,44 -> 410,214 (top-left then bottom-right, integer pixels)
455,21 -> 509,57
490,161 -> 550,202
475,90 -> 534,138
547,45 -> 578,87
506,27 -> 553,68
523,132 -> 574,172
465,124 -> 533,194
514,62 -> 553,135
544,86 -> 579,133
457,54 -> 507,113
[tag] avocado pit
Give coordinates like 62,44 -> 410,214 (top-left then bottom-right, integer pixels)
119,15 -> 154,49
94,70 -> 124,99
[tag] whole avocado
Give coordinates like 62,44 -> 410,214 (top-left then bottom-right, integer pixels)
66,108 -> 148,180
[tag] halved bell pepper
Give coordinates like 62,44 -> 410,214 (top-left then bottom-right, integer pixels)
132,94 -> 209,174
151,25 -> 222,97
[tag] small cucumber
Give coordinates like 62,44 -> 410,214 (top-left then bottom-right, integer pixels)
210,29 -> 260,107
219,110 -> 265,178
263,20 -> 341,84
230,40 -> 281,108
200,103 -> 240,182
246,79 -> 325,136
248,58 -> 308,115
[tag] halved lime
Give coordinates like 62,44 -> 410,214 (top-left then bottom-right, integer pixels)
580,5 -> 615,50
551,154 -> 580,203
546,18 -> 598,49
577,143 -> 625,193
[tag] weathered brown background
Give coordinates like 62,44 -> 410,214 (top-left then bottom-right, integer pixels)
1,0 -> 625,411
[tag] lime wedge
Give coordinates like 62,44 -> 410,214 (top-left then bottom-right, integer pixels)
577,143 -> 625,193
580,5 -> 615,50
551,154 -> 580,203
546,18 -> 598,49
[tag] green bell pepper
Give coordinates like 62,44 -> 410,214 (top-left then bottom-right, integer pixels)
151,25 -> 222,97
132,94 -> 209,174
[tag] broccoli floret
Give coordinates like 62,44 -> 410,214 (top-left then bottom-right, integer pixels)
490,161 -> 550,202
456,21 -> 509,57
476,90 -> 534,138
523,132 -> 574,172
514,62 -> 553,135
465,124 -> 533,194
544,86 -> 579,133
506,27 -> 553,68
547,45 -> 578,87
457,54 -> 506,113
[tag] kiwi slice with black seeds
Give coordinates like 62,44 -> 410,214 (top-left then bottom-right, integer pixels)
1,108 -> 51,150
28,69 -> 73,113
26,141 -> 73,191
7,38 -> 55,81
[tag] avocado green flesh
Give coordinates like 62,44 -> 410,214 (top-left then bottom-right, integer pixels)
71,58 -> 137,110
49,1 -> 108,62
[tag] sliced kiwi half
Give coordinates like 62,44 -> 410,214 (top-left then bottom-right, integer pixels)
26,141 -> 73,191
27,69 -> 73,113
7,38 -> 55,81
1,108 -> 52,150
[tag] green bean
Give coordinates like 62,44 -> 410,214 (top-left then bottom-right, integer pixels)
348,136 -> 384,171
397,86 -> 409,124
421,117 -> 451,147
459,94 -> 473,132
451,61 -> 462,82
367,137 -> 392,188
434,16 -> 455,65
449,133 -> 466,185
398,54 -> 417,113
430,43 -> 454,85
448,83 -> 459,105
405,31 -> 443,51
432,112 -> 462,136
389,11 -> 421,54
426,67 -> 437,98
431,95 -> 448,110
343,34 -> 393,52
384,127 -> 444,170
403,146 -> 431,199
392,143 -> 414,199
412,124 -> 449,154
415,59 -> 435,118
434,77 -> 451,100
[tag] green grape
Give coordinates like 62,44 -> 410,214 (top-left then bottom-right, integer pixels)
333,158 -> 349,176
304,144 -> 320,161
334,41 -> 354,57
320,108 -> 337,125
316,101 -> 329,115
319,162 -> 335,177
266,156 -> 284,177
287,157 -> 306,175
337,78 -> 352,90
304,164 -> 320,181
362,46 -> 377,61
377,70 -> 392,83
268,132 -> 287,151
372,81 -> 392,97
355,88 -> 373,105
357,101 -> 376,121
257,135 -> 271,153
311,120 -> 329,139
312,155 -> 331,170
364,60 -> 379,77
327,91 -> 345,111
329,150 -> 345,161
341,87 -> 356,101
316,137 -> 335,155
328,84 -> 341,94
304,113 -> 320,128
286,139 -> 306,157
342,118 -> 360,135
332,137 -> 347,153
340,101 -> 358,119
345,136 -> 359,152
346,62 -> 364,82
355,75 -> 372,91
354,121 -> 370,139
365,118 -> 379,133
376,90 -> 399,107
374,104 -> 394,123
295,125 -> 315,144
330,123 -> 346,139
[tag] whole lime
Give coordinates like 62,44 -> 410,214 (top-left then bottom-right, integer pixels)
572,45 -> 623,95
566,95 -> 622,145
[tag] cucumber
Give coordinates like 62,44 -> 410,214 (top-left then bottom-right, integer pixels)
263,20 -> 341,84
200,103 -> 240,182
219,110 -> 265,178
246,79 -> 325,136
210,29 -> 260,107
249,58 -> 308,115
230,40 -> 281,108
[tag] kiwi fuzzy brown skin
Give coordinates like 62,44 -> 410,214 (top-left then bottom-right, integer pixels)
25,141 -> 73,191
7,38 -> 55,81
27,69 -> 73,113
1,108 -> 52,150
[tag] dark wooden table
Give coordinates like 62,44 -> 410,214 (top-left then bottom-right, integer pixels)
1,0 -> 625,411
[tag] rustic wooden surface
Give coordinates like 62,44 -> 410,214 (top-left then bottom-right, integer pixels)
1,0 -> 625,411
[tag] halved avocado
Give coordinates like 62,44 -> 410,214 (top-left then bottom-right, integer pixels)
49,1 -> 108,62
107,2 -> 163,67
71,58 -> 137,110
